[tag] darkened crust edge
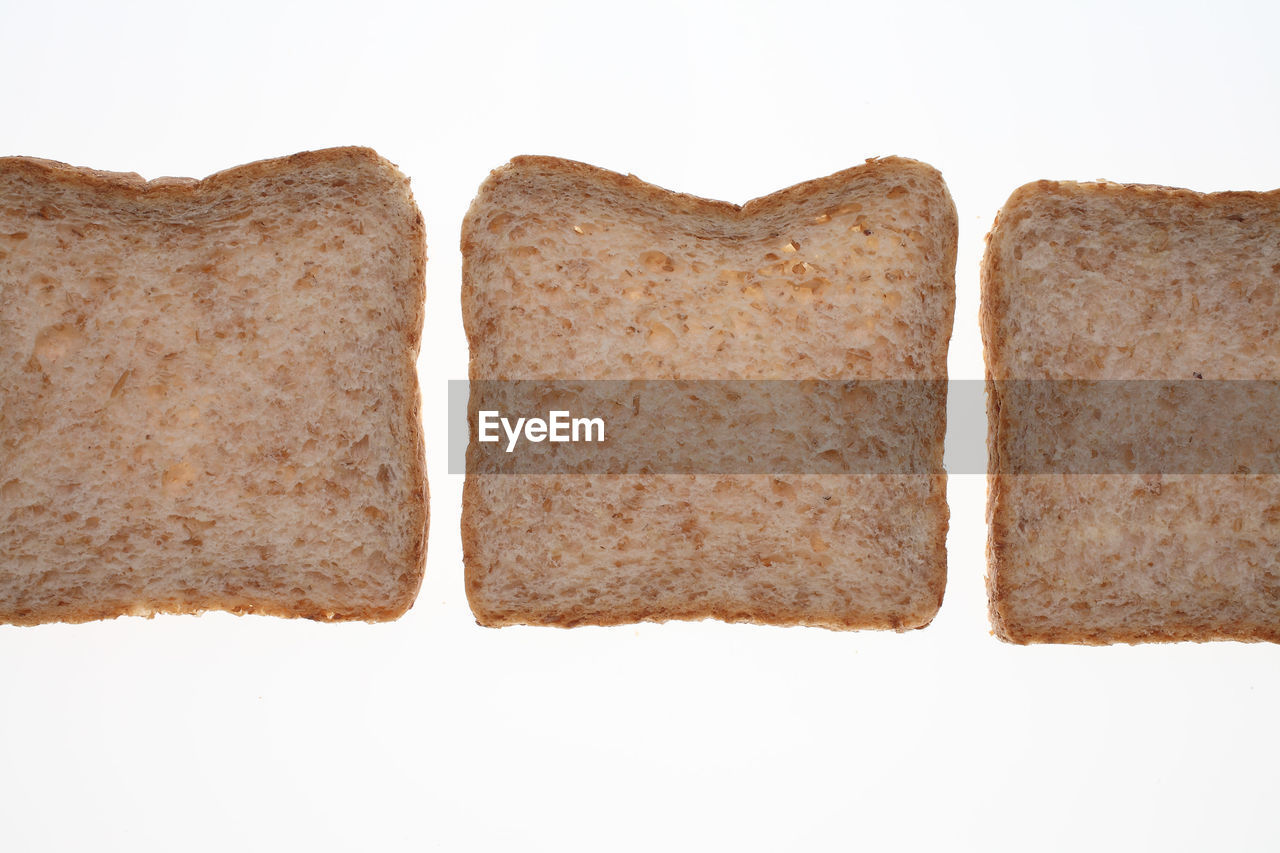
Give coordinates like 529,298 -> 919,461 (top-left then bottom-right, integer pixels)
0,146 -> 394,197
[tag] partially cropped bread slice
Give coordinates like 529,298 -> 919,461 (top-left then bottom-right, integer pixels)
0,147 -> 427,625
462,155 -> 956,628
983,179 -> 1280,644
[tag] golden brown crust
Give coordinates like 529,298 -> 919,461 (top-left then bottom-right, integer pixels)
0,146 -> 393,200
0,147 -> 427,625
0,597 -> 417,628
489,154 -> 949,222
980,195 -> 1012,641
999,177 -> 1280,215
389,174 -> 429,621
462,155 -> 955,630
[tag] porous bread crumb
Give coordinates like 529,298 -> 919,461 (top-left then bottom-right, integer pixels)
462,155 -> 956,629
0,148 -> 427,625
983,179 -> 1280,644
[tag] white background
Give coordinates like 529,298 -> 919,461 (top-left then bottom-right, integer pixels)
3,1 -> 1279,850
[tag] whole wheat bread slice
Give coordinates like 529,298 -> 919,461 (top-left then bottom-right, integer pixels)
0,147 -> 427,625
462,155 -> 955,629
983,179 -> 1280,643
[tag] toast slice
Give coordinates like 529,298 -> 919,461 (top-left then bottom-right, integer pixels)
462,156 -> 956,628
0,148 -> 427,625
982,179 -> 1280,643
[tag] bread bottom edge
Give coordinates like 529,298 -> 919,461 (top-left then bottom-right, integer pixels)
991,623 -> 1280,646
469,603 -> 942,632
0,596 -> 419,627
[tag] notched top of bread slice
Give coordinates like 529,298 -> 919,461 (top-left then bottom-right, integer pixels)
462,155 -> 956,629
464,155 -> 955,381
983,178 -> 1280,643
0,147 -> 427,625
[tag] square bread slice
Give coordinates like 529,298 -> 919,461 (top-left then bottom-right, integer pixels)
0,148 -> 427,625
462,156 -> 956,629
983,179 -> 1280,643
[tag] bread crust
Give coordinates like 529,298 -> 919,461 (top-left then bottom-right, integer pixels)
982,179 -> 1280,644
462,155 -> 955,629
0,147 -> 427,624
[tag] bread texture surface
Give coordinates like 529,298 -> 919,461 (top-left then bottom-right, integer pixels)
983,179 -> 1280,643
0,147 -> 427,625
462,155 -> 956,628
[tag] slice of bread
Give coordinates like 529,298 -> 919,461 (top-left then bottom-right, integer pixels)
983,179 -> 1280,643
0,147 -> 427,624
462,156 -> 956,628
